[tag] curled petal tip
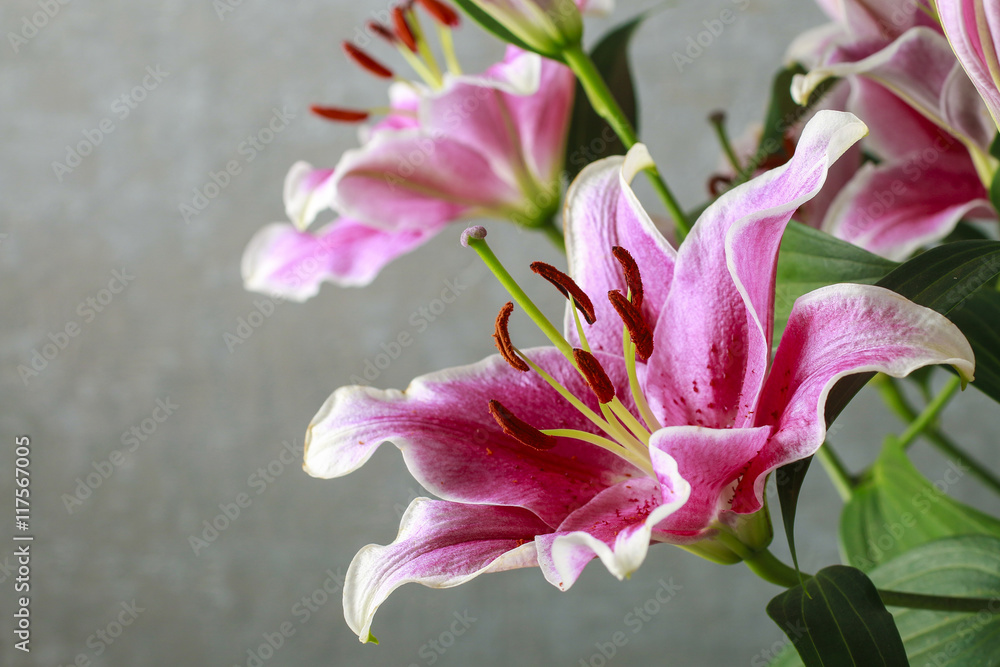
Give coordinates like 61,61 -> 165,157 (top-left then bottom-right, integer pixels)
461,226 -> 487,247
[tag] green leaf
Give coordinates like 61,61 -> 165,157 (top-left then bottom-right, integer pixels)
766,565 -> 908,666
870,536 -> 1000,665
877,240 -> 1000,403
840,438 -> 1000,572
825,240 -> 1000,421
450,0 -> 558,58
947,285 -> 1000,404
756,64 -> 807,164
775,221 -> 897,342
564,16 -> 642,180
768,537 -> 1000,666
775,456 -> 812,585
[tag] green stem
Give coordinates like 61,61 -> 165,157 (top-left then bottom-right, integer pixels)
744,548 -> 802,588
561,46 -> 690,239
745,549 -> 999,613
876,375 -> 1000,497
815,442 -> 854,502
464,233 -> 571,357
708,112 -> 743,174
897,375 -> 963,449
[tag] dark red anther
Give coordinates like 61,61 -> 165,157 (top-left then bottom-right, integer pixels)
611,246 -> 643,310
608,290 -> 653,361
488,400 -> 557,450
392,6 -> 419,52
417,0 -> 461,26
573,349 -> 616,404
367,21 -> 398,45
493,302 -> 529,372
343,42 -> 395,79
708,175 -> 732,197
310,105 -> 371,123
530,262 -> 596,325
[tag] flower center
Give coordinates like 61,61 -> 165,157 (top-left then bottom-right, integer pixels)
463,226 -> 663,476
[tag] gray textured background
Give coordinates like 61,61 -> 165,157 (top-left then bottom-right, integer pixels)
4,0 -> 999,665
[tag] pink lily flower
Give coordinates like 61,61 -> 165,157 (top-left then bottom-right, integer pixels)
303,111 -> 974,641
937,0 -> 1000,131
332,46 -> 575,235
787,1 -> 996,259
241,2 -> 575,299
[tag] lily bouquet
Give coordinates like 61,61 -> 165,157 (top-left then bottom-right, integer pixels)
242,0 -> 1000,662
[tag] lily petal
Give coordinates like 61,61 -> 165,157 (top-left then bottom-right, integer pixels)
734,283 -> 976,512
536,470 -> 689,590
332,130 -> 522,229
563,145 -> 676,354
344,498 -> 548,641
645,110 -> 867,430
304,348 -> 641,527
793,27 -> 994,153
821,157 -> 993,261
938,0 -> 1000,130
647,426 -> 770,534
283,162 -> 335,231
241,219 -> 439,298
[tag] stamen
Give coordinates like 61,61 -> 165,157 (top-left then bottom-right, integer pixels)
392,6 -> 419,52
708,175 -> 732,197
489,400 -> 557,450
343,43 -> 395,79
494,302 -> 529,372
611,247 -> 643,310
367,21 -> 398,45
530,262 -> 596,325
309,105 -> 370,123
417,0 -> 460,26
608,290 -> 653,361
573,349 -> 615,404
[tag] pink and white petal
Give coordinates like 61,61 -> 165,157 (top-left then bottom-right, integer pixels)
647,426 -> 770,534
793,27 -> 993,152
283,162 -> 336,231
938,0 -> 1000,129
344,498 -> 549,641
427,49 -> 571,186
848,77 -> 957,160
577,0 -> 613,16
821,157 -> 993,261
563,146 -> 676,355
332,131 -> 522,229
241,219 -> 437,299
645,111 -> 867,430
423,55 -> 539,187
786,22 -> 848,69
733,284 -> 975,513
500,54 -> 575,183
304,348 -> 641,527
446,46 -> 541,95
536,473 -> 690,590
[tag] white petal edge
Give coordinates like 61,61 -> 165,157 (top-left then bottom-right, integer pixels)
343,498 -> 540,642
546,452 -> 691,588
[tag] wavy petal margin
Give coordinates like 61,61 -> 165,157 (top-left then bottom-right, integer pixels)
344,498 -> 549,641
